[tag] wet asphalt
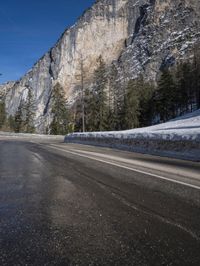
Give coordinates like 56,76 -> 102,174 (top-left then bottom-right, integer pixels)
0,140 -> 200,266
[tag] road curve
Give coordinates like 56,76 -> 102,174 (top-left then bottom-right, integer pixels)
0,140 -> 200,266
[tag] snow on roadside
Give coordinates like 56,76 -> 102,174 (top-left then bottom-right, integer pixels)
65,110 -> 200,161
66,109 -> 200,142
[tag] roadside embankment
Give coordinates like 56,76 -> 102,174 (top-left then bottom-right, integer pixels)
65,110 -> 200,161
65,134 -> 200,161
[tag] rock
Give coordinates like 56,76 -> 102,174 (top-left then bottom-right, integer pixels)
0,0 -> 200,133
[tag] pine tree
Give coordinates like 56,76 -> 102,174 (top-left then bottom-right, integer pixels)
8,115 -> 15,131
82,88 -> 96,132
92,56 -> 109,131
176,62 -> 195,114
14,102 -> 24,133
107,63 -> 120,130
24,89 -> 35,133
123,79 -> 140,129
74,97 -> 83,132
75,53 -> 87,132
83,88 -> 93,132
156,69 -> 176,122
49,83 -> 69,135
0,99 -> 6,129
193,45 -> 200,109
174,63 -> 188,115
138,79 -> 155,127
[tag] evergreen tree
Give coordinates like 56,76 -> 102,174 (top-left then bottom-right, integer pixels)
49,83 -> 69,135
193,46 -> 200,109
91,56 -> 109,131
80,88 -> 95,132
83,88 -> 94,132
121,76 -> 155,129
175,63 -> 188,115
14,102 -> 24,133
8,115 -> 15,131
156,69 -> 176,121
13,89 -> 36,133
74,97 -> 83,132
138,80 -> 155,127
123,79 -> 140,129
107,63 -> 121,130
0,99 -> 6,129
24,89 -> 35,133
74,54 -> 87,132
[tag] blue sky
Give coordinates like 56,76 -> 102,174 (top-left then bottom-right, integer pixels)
0,0 -> 95,84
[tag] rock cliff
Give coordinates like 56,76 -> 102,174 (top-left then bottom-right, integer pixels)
1,0 -> 200,132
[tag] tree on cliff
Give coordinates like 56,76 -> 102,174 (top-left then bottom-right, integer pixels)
49,83 -> 69,135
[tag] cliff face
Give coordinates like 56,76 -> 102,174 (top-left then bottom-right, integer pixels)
117,0 -> 200,83
1,0 -> 200,133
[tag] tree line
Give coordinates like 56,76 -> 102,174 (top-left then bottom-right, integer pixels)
0,83 -> 73,134
0,46 -> 200,135
73,46 -> 200,132
0,88 -> 36,133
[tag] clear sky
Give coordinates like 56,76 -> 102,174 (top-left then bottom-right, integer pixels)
0,0 -> 95,84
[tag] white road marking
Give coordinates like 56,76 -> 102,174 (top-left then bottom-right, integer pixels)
48,145 -> 200,191
59,147 -> 200,180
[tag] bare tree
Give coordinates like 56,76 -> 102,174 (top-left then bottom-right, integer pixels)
75,52 -> 87,132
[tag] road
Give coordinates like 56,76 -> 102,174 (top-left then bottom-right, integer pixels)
0,139 -> 200,265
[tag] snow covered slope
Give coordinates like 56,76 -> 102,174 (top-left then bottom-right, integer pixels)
65,110 -> 200,161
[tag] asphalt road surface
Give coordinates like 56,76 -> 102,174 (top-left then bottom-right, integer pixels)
0,139 -> 200,266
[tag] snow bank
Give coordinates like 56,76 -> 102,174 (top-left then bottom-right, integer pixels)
65,110 -> 200,161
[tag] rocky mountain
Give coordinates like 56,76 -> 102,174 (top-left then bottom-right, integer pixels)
1,0 -> 200,133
